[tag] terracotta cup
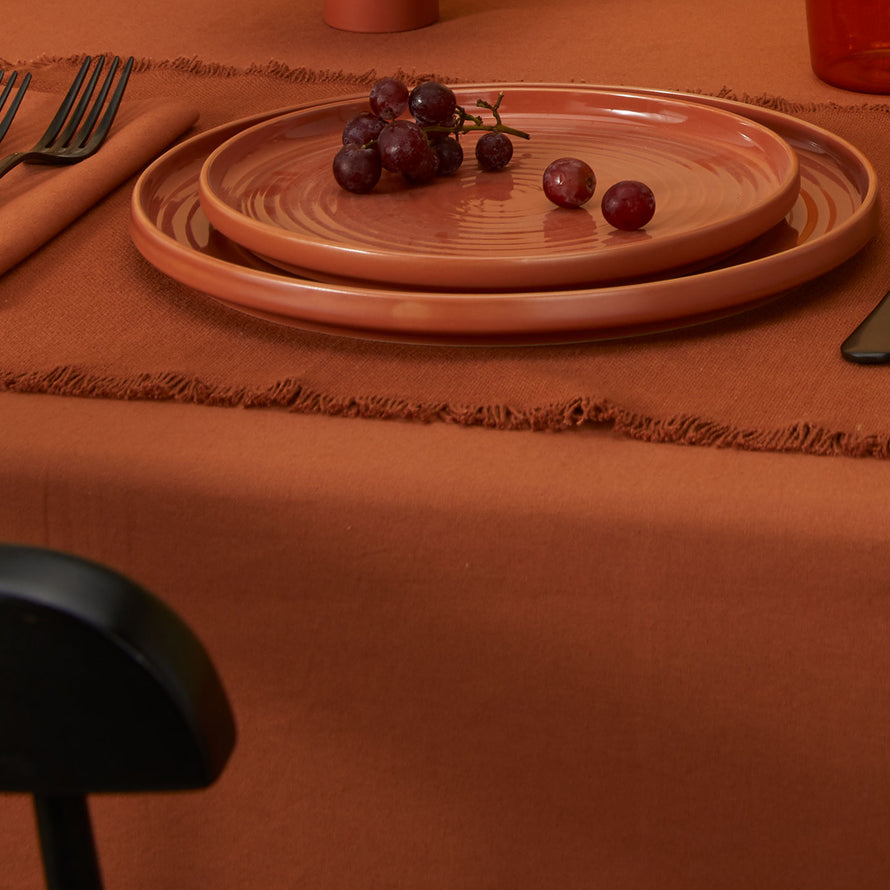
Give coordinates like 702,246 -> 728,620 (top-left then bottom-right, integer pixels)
324,0 -> 438,32
806,0 -> 890,92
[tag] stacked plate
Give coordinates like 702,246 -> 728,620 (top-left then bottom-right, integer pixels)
129,84 -> 879,345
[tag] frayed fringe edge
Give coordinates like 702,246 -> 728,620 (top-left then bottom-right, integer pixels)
712,85 -> 890,115
4,367 -> 890,459
6,57 -> 890,114
3,52 -> 449,90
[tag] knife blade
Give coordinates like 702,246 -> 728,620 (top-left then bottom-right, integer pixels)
842,288 -> 890,363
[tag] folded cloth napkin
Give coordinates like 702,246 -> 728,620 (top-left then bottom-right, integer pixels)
0,88 -> 197,275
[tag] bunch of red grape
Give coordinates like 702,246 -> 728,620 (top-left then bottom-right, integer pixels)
542,156 -> 655,231
333,77 -> 530,194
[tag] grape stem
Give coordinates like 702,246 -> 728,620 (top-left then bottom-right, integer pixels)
424,92 -> 531,140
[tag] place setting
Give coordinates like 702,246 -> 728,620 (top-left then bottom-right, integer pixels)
129,77 -> 880,348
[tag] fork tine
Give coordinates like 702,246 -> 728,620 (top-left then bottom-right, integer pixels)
0,71 -> 13,107
57,56 -> 107,147
0,72 -> 31,142
35,56 -> 93,149
69,56 -> 117,149
80,56 -> 134,154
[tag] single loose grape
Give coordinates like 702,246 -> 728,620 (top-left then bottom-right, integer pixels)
601,180 -> 656,230
475,131 -> 513,171
369,77 -> 409,120
342,111 -> 385,146
332,143 -> 382,193
409,81 -> 457,125
542,157 -> 596,208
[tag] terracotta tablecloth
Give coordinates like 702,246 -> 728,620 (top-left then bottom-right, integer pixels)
3,4 -> 890,890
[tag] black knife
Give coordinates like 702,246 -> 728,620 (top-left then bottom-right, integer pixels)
842,288 -> 890,363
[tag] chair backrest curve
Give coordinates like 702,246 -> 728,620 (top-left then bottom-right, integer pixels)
0,544 -> 236,794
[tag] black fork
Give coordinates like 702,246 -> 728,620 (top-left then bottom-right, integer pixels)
0,55 -> 133,179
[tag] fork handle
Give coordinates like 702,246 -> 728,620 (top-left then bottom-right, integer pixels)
0,151 -> 26,179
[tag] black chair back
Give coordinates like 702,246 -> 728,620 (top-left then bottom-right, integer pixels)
0,544 -> 236,889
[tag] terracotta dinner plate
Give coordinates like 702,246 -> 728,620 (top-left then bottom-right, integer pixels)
129,84 -> 878,345
197,87 -> 800,290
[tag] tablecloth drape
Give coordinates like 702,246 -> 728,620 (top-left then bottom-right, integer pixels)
1,3 -> 890,884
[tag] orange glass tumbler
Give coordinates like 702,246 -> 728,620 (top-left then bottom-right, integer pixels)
806,0 -> 890,92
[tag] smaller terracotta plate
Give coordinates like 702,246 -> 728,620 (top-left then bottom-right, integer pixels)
198,87 -> 800,290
